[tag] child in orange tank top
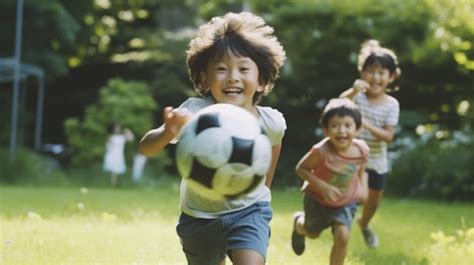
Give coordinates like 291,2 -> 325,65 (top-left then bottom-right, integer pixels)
291,98 -> 368,265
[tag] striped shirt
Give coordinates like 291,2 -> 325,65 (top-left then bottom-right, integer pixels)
354,93 -> 399,174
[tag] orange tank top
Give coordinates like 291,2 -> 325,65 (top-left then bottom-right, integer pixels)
302,138 -> 369,207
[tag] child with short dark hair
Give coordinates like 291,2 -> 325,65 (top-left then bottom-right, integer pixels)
340,39 -> 401,248
291,98 -> 368,265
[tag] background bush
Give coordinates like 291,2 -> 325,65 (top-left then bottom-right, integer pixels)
0,148 -> 68,185
64,78 -> 170,172
389,130 -> 474,200
259,0 -> 473,187
1,0 -> 473,199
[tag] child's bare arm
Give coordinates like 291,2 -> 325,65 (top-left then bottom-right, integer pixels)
124,128 -> 135,141
295,150 -> 341,202
339,79 -> 370,100
358,165 -> 368,204
362,119 -> 396,142
264,143 -> 282,188
139,107 -> 191,156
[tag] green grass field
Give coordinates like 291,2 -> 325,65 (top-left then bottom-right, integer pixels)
1,181 -> 472,265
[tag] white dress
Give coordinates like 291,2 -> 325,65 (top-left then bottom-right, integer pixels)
103,134 -> 127,174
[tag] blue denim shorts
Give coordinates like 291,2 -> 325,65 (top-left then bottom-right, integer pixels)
176,201 -> 272,265
303,195 -> 358,234
367,169 -> 388,190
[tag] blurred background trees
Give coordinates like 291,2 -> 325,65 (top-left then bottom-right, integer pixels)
64,78 -> 159,166
1,0 -> 472,199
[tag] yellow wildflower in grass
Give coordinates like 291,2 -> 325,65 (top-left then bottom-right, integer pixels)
426,225 -> 474,265
100,212 -> 117,222
466,228 -> 474,240
430,230 -> 456,245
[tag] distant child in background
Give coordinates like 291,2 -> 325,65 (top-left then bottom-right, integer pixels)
291,98 -> 368,265
139,12 -> 286,265
340,39 -> 401,248
132,153 -> 147,183
103,122 -> 134,186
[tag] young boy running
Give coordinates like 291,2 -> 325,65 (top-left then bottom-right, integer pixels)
291,98 -> 368,265
140,12 -> 286,265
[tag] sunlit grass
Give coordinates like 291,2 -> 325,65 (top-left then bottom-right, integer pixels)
1,182 -> 472,264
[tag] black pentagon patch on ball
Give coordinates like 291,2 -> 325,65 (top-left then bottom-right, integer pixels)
225,175 -> 265,199
196,112 -> 220,134
189,158 -> 216,188
228,137 -> 254,165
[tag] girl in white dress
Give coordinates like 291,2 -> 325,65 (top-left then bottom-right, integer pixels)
103,123 -> 134,186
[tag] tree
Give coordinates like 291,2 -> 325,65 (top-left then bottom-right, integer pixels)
64,78 -> 159,166
0,0 -> 89,77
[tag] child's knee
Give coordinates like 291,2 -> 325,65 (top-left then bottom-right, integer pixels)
333,225 -> 350,245
306,231 -> 321,239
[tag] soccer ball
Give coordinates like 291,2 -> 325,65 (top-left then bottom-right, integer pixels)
176,103 -> 272,200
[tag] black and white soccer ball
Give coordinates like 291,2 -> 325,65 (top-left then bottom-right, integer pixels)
176,103 -> 272,200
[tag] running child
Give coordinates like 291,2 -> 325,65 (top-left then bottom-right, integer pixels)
139,12 -> 286,265
340,39 -> 401,248
103,122 -> 134,186
291,98 -> 368,265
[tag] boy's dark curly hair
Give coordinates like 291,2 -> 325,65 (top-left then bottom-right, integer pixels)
186,12 -> 286,104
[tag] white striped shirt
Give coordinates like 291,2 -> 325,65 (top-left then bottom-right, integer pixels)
354,93 -> 399,174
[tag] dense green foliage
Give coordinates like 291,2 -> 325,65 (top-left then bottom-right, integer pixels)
0,146 -> 172,187
0,0 -> 86,77
1,0 -> 473,199
389,130 -> 474,200
0,148 -> 68,185
64,78 -> 163,167
249,0 -> 473,191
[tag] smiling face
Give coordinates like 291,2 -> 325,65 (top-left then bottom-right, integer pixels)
324,115 -> 359,153
204,50 -> 262,112
360,64 -> 395,97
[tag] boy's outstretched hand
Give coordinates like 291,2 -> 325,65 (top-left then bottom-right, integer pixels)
139,106 -> 192,157
163,106 -> 192,137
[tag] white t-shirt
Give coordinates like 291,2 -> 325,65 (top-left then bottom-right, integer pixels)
354,93 -> 399,174
176,97 -> 286,218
